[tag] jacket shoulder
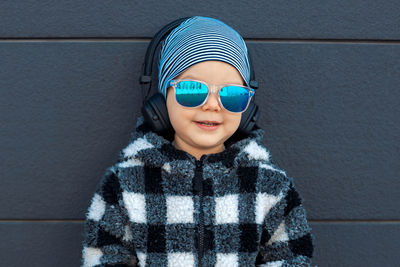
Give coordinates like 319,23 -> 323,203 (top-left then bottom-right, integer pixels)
93,163 -> 125,206
257,159 -> 294,196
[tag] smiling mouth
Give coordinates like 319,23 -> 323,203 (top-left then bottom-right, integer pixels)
195,121 -> 221,126
194,121 -> 221,131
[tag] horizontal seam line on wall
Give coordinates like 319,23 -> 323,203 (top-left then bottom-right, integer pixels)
310,219 -> 400,223
0,37 -> 399,44
0,219 -> 400,223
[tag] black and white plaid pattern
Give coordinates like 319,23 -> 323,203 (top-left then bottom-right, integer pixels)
81,116 -> 314,267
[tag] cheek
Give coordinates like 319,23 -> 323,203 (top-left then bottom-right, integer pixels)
166,102 -> 180,128
224,114 -> 241,131
166,95 -> 193,129
166,89 -> 178,121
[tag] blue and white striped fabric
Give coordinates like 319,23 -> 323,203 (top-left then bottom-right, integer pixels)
158,16 -> 251,100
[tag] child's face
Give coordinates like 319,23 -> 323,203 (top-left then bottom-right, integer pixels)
166,60 -> 243,159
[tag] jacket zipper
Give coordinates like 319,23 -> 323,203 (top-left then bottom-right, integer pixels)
194,158 -> 204,267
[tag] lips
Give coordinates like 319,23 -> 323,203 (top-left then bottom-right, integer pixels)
194,121 -> 221,131
195,120 -> 221,125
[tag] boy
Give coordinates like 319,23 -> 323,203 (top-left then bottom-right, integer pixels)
81,16 -> 314,267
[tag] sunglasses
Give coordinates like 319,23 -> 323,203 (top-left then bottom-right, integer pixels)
168,79 -> 255,113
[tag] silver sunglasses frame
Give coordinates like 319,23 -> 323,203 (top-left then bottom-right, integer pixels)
169,79 -> 255,113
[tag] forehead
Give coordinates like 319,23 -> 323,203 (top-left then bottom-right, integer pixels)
176,61 -> 245,85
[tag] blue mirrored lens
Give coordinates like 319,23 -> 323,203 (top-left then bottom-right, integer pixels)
175,81 -> 208,107
220,86 -> 250,112
174,81 -> 250,112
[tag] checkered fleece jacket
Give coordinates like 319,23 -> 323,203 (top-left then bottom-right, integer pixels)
81,116 -> 314,267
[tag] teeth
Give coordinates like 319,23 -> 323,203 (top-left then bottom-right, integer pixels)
199,122 -> 217,126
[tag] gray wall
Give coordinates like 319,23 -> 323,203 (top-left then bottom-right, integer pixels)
1,1 -> 399,266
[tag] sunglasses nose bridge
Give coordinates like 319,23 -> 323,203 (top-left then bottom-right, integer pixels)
203,84 -> 223,108
207,83 -> 221,96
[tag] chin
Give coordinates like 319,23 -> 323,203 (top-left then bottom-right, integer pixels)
193,139 -> 223,149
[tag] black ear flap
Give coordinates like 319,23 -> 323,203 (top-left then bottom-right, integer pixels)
141,92 -> 173,136
237,100 -> 259,136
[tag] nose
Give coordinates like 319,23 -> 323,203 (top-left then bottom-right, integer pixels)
201,85 -> 222,112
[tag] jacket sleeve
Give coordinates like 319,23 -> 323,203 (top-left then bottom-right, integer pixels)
80,165 -> 138,267
255,176 -> 315,267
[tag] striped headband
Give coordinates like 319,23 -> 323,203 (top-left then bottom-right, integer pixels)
157,16 -> 251,100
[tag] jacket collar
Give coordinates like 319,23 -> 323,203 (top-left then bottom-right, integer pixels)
117,116 -> 272,170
